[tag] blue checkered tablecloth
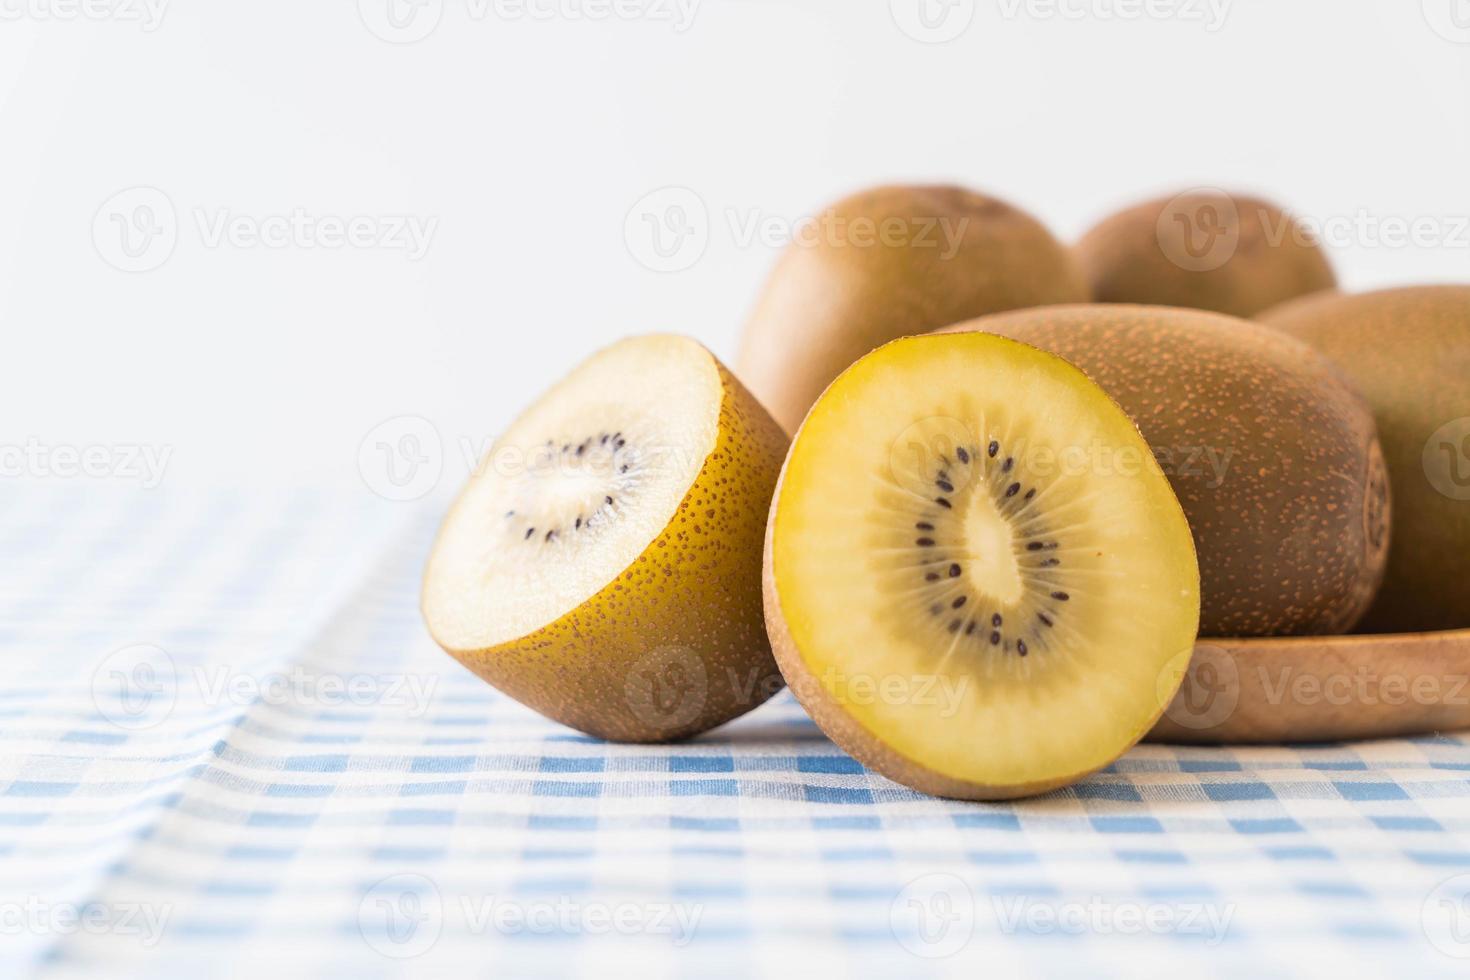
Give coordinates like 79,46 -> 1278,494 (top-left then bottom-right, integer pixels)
4,487 -> 1470,978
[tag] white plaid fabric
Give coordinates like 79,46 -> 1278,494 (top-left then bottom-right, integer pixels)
3,487 -> 1469,978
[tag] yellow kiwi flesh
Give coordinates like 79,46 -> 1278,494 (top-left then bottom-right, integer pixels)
738,184 -> 1088,433
764,332 -> 1200,800
422,334 -> 789,742
1077,191 -> 1336,318
1261,285 -> 1470,633
941,306 -> 1390,638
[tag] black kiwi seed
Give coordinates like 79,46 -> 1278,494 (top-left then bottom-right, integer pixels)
525,528 -> 535,540
545,530 -> 556,542
575,517 -> 583,529
605,496 -> 614,505
887,427 -> 1078,662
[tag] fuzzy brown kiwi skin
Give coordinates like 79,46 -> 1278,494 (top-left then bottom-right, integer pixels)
737,184 -> 1088,434
761,336 -> 1193,801
1261,286 -> 1470,634
426,356 -> 790,743
1076,192 -> 1337,318
940,305 -> 1390,638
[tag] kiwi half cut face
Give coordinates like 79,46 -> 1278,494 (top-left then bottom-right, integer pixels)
423,334 -> 789,742
764,333 -> 1200,800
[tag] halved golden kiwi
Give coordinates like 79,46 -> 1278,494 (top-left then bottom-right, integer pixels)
764,332 -> 1200,799
422,334 -> 788,742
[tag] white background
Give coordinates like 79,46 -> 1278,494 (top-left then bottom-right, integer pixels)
3,0 -> 1468,497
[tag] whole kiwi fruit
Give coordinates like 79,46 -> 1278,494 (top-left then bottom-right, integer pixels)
737,184 -> 1087,432
1076,190 -> 1337,318
1261,285 -> 1470,633
940,305 -> 1390,638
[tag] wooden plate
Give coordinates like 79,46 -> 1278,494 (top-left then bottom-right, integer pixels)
1147,629 -> 1470,744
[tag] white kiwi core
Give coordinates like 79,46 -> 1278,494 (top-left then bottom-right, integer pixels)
422,335 -> 721,652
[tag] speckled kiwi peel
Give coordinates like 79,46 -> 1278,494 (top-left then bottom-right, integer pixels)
738,184 -> 1088,433
425,344 -> 789,743
1076,191 -> 1337,318
1261,285 -> 1470,634
939,305 -> 1390,638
